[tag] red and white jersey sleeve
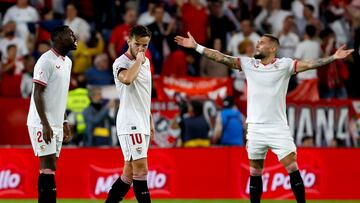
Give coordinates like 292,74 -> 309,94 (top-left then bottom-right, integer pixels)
32,54 -> 53,86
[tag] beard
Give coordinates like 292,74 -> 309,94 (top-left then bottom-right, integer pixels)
130,48 -> 137,58
254,52 -> 266,59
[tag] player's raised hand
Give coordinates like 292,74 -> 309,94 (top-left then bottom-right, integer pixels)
334,44 -> 354,60
63,122 -> 72,144
174,32 -> 197,49
43,124 -> 53,144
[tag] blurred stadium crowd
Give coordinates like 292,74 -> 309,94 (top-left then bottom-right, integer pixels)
0,0 -> 359,147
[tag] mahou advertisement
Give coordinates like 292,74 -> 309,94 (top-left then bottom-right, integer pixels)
0,148 -> 359,199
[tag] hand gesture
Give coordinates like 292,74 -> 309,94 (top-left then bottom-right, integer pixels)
136,51 -> 146,63
334,44 -> 354,60
174,32 -> 197,49
63,122 -> 72,144
43,124 -> 53,144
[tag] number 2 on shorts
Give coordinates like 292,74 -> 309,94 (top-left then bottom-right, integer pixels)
130,134 -> 142,145
37,131 -> 43,143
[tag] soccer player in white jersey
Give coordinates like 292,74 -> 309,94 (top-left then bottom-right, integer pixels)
26,25 -> 77,203
175,32 -> 353,203
106,25 -> 154,203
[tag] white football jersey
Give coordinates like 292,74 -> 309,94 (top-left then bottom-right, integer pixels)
239,57 -> 296,125
113,53 -> 152,135
27,49 -> 72,130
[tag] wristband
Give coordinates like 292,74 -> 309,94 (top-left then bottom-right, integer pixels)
195,44 -> 205,54
63,120 -> 69,123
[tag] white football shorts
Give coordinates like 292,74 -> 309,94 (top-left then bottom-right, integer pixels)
118,133 -> 150,161
246,123 -> 297,161
28,126 -> 63,157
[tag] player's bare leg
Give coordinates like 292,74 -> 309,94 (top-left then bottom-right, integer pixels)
249,159 -> 264,203
132,158 -> 151,203
105,161 -> 133,203
38,154 -> 57,203
280,152 -> 306,203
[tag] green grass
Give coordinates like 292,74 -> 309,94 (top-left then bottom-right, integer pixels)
1,200 -> 360,203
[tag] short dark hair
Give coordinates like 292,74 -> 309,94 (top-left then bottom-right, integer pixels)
190,100 -> 203,117
7,44 -> 17,51
319,27 -> 334,39
51,25 -> 70,42
262,34 -> 280,46
305,4 -> 314,12
305,25 -> 317,38
129,25 -> 152,39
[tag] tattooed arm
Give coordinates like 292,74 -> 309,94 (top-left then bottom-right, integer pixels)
175,32 -> 240,70
201,46 -> 240,70
296,45 -> 353,73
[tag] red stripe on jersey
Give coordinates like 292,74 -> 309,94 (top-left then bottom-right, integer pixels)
33,79 -> 47,86
294,60 -> 299,74
124,52 -> 134,60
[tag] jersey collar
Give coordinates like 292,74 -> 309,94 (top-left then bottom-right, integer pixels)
261,58 -> 276,66
51,48 -> 65,61
124,52 -> 135,61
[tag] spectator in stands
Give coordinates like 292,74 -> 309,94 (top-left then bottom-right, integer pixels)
0,44 -> 24,97
35,8 -> 63,44
237,39 -> 255,57
291,0 -> 306,20
295,4 -> 322,38
208,0 -> 236,49
83,87 -> 116,146
180,0 -> 208,45
182,100 -> 210,147
0,21 -> 29,61
232,39 -> 254,99
213,96 -> 244,146
108,8 -> 137,61
161,48 -> 196,77
254,0 -> 291,35
138,1 -> 172,26
330,137 -> 346,147
227,19 -> 260,56
290,25 -> 322,100
2,0 -> 39,40
64,3 -> 90,42
85,53 -> 113,86
67,75 -> 90,145
301,135 -> 315,147
318,28 -> 349,99
200,38 -> 229,77
72,32 -> 104,74
278,15 -> 300,58
20,54 -> 35,98
147,3 -> 177,75
223,0 -> 251,27
1,44 -> 24,75
33,41 -> 51,60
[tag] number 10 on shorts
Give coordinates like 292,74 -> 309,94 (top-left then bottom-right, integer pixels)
130,134 -> 143,145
